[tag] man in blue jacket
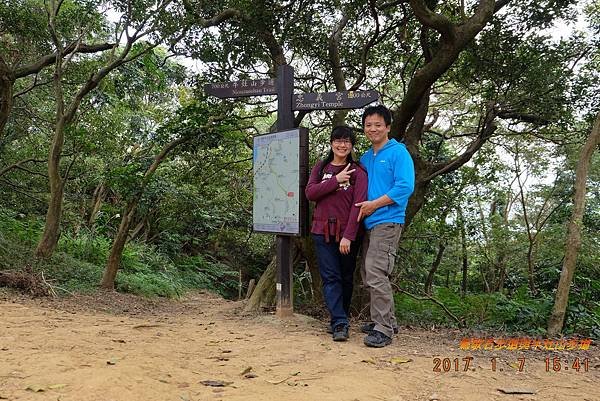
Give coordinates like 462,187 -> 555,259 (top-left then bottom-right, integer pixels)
356,105 -> 415,347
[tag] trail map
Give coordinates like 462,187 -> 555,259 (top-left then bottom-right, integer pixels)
253,129 -> 300,234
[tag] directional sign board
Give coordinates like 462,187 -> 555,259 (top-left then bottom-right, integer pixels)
204,78 -> 277,98
293,90 -> 379,111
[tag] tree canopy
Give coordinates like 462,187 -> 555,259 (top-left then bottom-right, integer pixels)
0,0 -> 598,337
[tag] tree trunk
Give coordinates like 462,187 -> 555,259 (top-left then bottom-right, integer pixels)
35,117 -> 66,258
35,180 -> 65,257
494,251 -> 507,292
547,113 -> 600,336
101,201 -> 137,289
458,209 -> 468,295
424,240 -> 446,294
0,61 -> 13,139
244,254 -> 277,312
87,183 -> 106,227
526,240 -> 537,295
405,180 -> 430,226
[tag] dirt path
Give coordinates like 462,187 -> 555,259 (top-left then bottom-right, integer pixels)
1,289 -> 598,401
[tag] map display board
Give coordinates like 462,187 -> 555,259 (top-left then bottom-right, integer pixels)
253,128 -> 308,235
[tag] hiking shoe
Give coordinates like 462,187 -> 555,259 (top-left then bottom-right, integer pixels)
364,330 -> 392,348
360,322 -> 398,335
332,324 -> 349,342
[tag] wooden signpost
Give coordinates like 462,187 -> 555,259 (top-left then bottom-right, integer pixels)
205,65 -> 378,318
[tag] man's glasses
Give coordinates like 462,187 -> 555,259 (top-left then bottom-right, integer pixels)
332,138 -> 352,145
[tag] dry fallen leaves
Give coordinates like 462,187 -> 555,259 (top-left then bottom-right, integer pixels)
25,385 -> 44,392
200,380 -> 233,387
497,388 -> 536,395
390,357 -> 413,365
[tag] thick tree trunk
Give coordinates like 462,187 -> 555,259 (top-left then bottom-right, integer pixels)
405,179 -> 430,226
424,241 -> 446,294
547,113 -> 600,336
243,254 -> 277,313
101,202 -> 137,289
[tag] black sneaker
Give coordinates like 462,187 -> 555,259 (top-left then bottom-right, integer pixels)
332,324 -> 349,342
360,322 -> 399,335
364,330 -> 392,348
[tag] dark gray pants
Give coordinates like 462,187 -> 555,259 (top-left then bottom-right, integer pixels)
361,223 -> 403,337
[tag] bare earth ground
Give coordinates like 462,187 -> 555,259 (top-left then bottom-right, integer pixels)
1,289 -> 598,401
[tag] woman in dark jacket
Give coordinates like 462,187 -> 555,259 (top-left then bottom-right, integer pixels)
305,126 -> 367,341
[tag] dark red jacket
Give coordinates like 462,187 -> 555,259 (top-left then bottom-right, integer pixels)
305,161 -> 367,241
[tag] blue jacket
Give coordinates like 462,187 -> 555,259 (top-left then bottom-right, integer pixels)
360,139 -> 415,229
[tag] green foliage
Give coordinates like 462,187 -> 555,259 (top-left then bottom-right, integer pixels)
0,208 -> 242,297
395,286 -> 598,337
175,255 -> 239,298
57,229 -> 111,266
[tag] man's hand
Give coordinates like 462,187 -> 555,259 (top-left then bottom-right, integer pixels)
355,200 -> 377,222
339,237 -> 351,255
336,163 -> 355,183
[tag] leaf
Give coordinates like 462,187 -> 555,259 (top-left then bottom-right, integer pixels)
361,358 -> 376,364
26,385 -> 45,392
107,358 -> 118,365
390,357 -> 413,365
240,366 -> 252,376
200,380 -> 232,387
497,388 -> 536,394
48,384 -> 67,390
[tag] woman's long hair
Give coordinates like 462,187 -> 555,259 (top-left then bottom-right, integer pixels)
318,125 -> 357,178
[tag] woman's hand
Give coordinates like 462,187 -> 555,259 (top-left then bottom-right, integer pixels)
336,164 -> 355,183
339,237 -> 351,254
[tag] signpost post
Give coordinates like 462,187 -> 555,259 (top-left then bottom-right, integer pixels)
205,65 -> 378,318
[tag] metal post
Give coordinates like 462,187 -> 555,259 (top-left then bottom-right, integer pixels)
275,64 -> 294,318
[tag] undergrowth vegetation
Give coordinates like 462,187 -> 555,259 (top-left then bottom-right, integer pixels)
0,208 -> 241,298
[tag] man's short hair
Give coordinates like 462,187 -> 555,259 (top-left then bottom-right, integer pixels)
362,105 -> 392,127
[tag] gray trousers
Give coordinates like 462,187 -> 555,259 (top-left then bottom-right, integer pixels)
361,223 -> 403,337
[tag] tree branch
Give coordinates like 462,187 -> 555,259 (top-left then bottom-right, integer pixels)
409,0 -> 455,39
13,43 -> 116,79
497,110 -> 550,125
0,158 -> 46,178
423,105 -> 497,182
